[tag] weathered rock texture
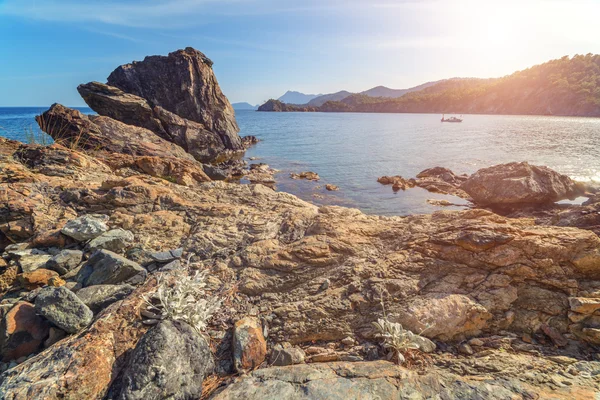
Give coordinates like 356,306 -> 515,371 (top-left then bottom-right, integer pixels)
105,47 -> 242,151
461,161 -> 585,206
107,320 -> 213,400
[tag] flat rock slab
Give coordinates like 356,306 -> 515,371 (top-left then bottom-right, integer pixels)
34,286 -> 93,334
76,284 -> 135,314
16,254 -> 52,273
77,249 -> 147,287
61,215 -> 109,242
149,248 -> 183,263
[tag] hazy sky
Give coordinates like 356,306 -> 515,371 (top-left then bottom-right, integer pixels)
1,0 -> 599,106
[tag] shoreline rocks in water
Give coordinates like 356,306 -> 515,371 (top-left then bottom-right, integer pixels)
0,48 -> 599,399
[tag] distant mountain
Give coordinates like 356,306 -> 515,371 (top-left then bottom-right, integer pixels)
261,54 -> 600,117
307,91 -> 353,107
278,91 -> 321,105
232,102 -> 258,110
360,81 -> 443,98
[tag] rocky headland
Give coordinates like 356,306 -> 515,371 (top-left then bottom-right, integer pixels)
0,48 -> 599,399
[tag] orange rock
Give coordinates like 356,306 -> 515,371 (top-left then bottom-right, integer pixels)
48,276 -> 66,287
32,229 -> 68,248
17,269 -> 59,290
0,266 -> 18,292
233,316 -> 267,372
0,301 -> 49,361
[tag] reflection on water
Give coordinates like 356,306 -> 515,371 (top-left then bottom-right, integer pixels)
237,111 -> 600,215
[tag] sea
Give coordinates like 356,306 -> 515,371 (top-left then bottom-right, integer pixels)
2,107 -> 599,216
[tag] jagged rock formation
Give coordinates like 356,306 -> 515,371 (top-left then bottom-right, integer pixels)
105,47 -> 242,150
0,137 -> 598,398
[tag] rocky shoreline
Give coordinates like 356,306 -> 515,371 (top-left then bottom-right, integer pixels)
0,48 -> 599,399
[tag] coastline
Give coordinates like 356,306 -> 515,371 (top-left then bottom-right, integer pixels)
0,48 -> 599,399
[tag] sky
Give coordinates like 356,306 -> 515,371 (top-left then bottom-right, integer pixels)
1,0 -> 600,106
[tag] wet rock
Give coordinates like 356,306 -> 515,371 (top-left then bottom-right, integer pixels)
76,284 -> 135,314
290,171 -> 320,181
17,269 -> 60,290
270,344 -> 305,366
61,215 -> 109,242
233,316 -> 267,372
325,184 -> 339,191
106,47 -> 242,151
34,286 -> 93,333
0,302 -> 49,361
460,162 -> 585,206
77,249 -> 147,287
16,254 -> 52,273
87,228 -> 134,253
107,320 -> 214,400
45,249 -> 83,275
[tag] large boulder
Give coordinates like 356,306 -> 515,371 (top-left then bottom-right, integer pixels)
107,320 -> 214,400
460,162 -> 585,206
78,82 -> 229,162
106,47 -> 242,151
34,286 -> 93,334
77,250 -> 147,287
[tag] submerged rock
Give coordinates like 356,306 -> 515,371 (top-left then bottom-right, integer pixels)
107,320 -> 214,400
460,161 -> 585,206
34,286 -> 93,334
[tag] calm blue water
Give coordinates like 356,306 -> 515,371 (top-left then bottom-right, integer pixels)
2,107 -> 599,215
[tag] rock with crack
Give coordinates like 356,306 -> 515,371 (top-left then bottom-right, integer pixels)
106,47 -> 242,151
76,284 -> 135,314
34,286 -> 93,334
106,320 -> 214,400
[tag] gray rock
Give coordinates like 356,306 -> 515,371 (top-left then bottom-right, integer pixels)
150,248 -> 183,263
107,320 -> 214,400
16,254 -> 52,273
6,248 -> 47,260
76,284 -> 135,314
77,250 -> 147,287
45,250 -> 83,275
87,229 -> 134,253
61,215 -> 109,242
159,260 -> 182,272
202,164 -> 228,180
34,286 -> 93,334
270,345 -> 305,366
412,335 -> 436,353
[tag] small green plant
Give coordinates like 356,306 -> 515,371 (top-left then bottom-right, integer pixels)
143,269 -> 221,333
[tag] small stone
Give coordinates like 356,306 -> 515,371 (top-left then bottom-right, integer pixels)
16,254 -> 52,273
0,301 -> 49,361
34,286 -> 93,334
319,279 -> 330,291
87,229 -> 134,253
305,346 -> 326,355
44,327 -> 67,348
270,345 -> 305,366
341,336 -> 355,346
76,284 -> 135,314
233,316 -> 267,372
149,248 -> 184,263
61,215 -> 108,242
521,333 -> 533,343
77,250 -> 147,287
48,276 -> 66,288
45,250 -> 83,275
468,338 -> 485,347
325,184 -> 339,191
412,335 -> 436,353
17,269 -> 60,290
458,343 -> 474,355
